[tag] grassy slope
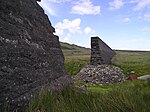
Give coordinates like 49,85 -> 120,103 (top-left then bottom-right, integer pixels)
60,42 -> 90,56
112,50 -> 150,76
61,42 -> 150,76
60,42 -> 90,76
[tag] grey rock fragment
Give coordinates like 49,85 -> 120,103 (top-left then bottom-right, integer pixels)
138,75 -> 150,80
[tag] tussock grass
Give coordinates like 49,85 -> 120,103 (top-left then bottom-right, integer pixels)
26,48 -> 150,112
27,80 -> 150,112
65,59 -> 89,76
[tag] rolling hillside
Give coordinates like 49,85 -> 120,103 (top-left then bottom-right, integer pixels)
60,42 -> 150,76
60,42 -> 90,56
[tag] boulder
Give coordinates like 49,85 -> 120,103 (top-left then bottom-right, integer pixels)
138,75 -> 150,80
0,0 -> 72,111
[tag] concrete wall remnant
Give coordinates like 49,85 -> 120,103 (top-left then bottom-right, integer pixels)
75,37 -> 125,85
0,0 -> 72,111
90,37 -> 115,65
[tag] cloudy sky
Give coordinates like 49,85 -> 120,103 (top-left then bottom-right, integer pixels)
38,0 -> 150,51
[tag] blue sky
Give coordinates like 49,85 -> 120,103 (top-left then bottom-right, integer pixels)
38,0 -> 150,51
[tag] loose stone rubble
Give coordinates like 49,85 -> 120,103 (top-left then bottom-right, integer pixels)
75,65 -> 126,84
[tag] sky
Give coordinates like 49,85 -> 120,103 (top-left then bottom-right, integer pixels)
38,0 -> 150,51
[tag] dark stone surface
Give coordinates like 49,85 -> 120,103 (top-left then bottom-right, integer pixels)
90,37 -> 115,65
0,0 -> 72,111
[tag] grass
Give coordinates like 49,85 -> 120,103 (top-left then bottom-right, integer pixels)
112,51 -> 150,76
63,49 -> 150,76
26,43 -> 150,112
64,55 -> 90,76
27,80 -> 150,112
60,42 -> 90,56
65,59 -> 89,76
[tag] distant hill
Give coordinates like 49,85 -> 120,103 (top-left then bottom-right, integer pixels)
60,42 -> 150,56
60,42 -> 90,56
60,42 -> 150,76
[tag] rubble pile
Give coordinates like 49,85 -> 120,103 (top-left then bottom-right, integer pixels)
75,65 -> 125,84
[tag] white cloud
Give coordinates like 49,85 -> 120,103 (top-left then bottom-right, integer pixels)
38,0 -> 71,16
55,28 -> 64,36
63,33 -> 71,42
47,0 -> 71,3
71,0 -> 100,15
54,18 -> 82,42
84,27 -> 95,34
54,18 -> 82,43
133,0 -> 150,10
129,0 -> 138,3
122,18 -> 131,23
144,13 -> 150,20
54,18 -> 96,44
109,0 -> 124,10
142,26 -> 150,32
38,0 -> 57,16
63,37 -> 69,42
116,16 -> 131,23
55,18 -> 82,35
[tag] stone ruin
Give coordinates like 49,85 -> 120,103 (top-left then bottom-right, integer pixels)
91,37 -> 115,65
0,0 -> 72,111
75,37 -> 125,84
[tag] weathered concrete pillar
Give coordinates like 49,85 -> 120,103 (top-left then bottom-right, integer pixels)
0,0 -> 72,111
90,37 -> 115,65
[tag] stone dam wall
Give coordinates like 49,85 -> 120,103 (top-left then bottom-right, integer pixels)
90,37 -> 115,65
0,0 -> 72,111
75,37 -> 125,84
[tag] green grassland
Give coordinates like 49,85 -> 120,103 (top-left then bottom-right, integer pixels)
112,50 -> 150,76
60,42 -> 90,56
61,42 -> 150,76
26,42 -> 150,112
60,42 -> 90,76
27,80 -> 150,112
